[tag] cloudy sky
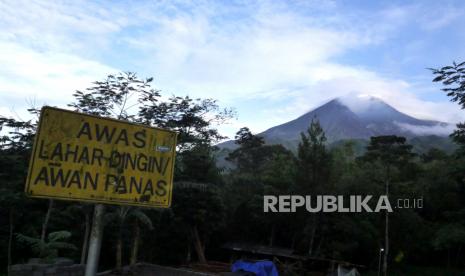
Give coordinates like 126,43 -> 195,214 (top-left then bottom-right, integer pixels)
1,0 -> 464,139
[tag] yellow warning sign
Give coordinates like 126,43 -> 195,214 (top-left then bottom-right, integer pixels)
25,106 -> 177,208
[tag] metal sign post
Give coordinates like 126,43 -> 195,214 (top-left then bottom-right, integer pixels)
85,204 -> 105,276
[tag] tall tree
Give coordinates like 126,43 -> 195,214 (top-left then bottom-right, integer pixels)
295,119 -> 331,255
260,145 -> 296,247
431,62 -> 465,268
296,118 -> 331,193
360,135 -> 415,276
173,142 -> 225,264
0,113 -> 38,271
227,127 -> 265,174
225,128 -> 297,247
68,72 -> 157,270
173,185 -> 224,264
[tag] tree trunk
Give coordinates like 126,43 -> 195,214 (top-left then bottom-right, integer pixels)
191,225 -> 207,264
186,244 -> 191,264
8,208 -> 14,274
116,228 -> 123,269
80,212 -> 91,264
308,226 -> 315,256
269,224 -> 276,247
383,167 -> 390,276
315,235 -> 324,256
290,232 -> 297,250
447,248 -> 451,268
41,199 -> 54,242
383,211 -> 389,276
130,221 -> 140,265
455,245 -> 462,267
308,216 -> 317,256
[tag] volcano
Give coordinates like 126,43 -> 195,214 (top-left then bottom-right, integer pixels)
261,96 -> 451,144
219,96 -> 454,152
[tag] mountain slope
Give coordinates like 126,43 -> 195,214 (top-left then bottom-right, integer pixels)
260,96 -> 451,143
218,96 -> 455,153
262,99 -> 371,143
342,96 -> 447,137
259,99 -> 370,142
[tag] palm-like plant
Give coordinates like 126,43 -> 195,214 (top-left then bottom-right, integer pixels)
16,231 -> 77,261
104,206 -> 153,269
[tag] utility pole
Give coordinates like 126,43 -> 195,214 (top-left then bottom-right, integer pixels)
378,248 -> 384,276
383,166 -> 390,276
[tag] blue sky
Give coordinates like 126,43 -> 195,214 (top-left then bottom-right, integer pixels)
1,0 -> 464,139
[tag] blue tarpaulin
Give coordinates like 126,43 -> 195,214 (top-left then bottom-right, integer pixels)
231,260 -> 279,276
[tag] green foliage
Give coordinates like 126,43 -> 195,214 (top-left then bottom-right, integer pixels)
431,61 -> 465,149
176,144 -> 222,183
234,127 -> 265,148
104,206 -> 153,230
362,136 -> 415,166
433,224 -> 465,250
226,127 -> 266,174
431,61 -> 465,107
173,186 -> 224,231
69,72 -> 156,119
16,231 -> 77,261
296,118 -> 331,193
139,95 -> 235,150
